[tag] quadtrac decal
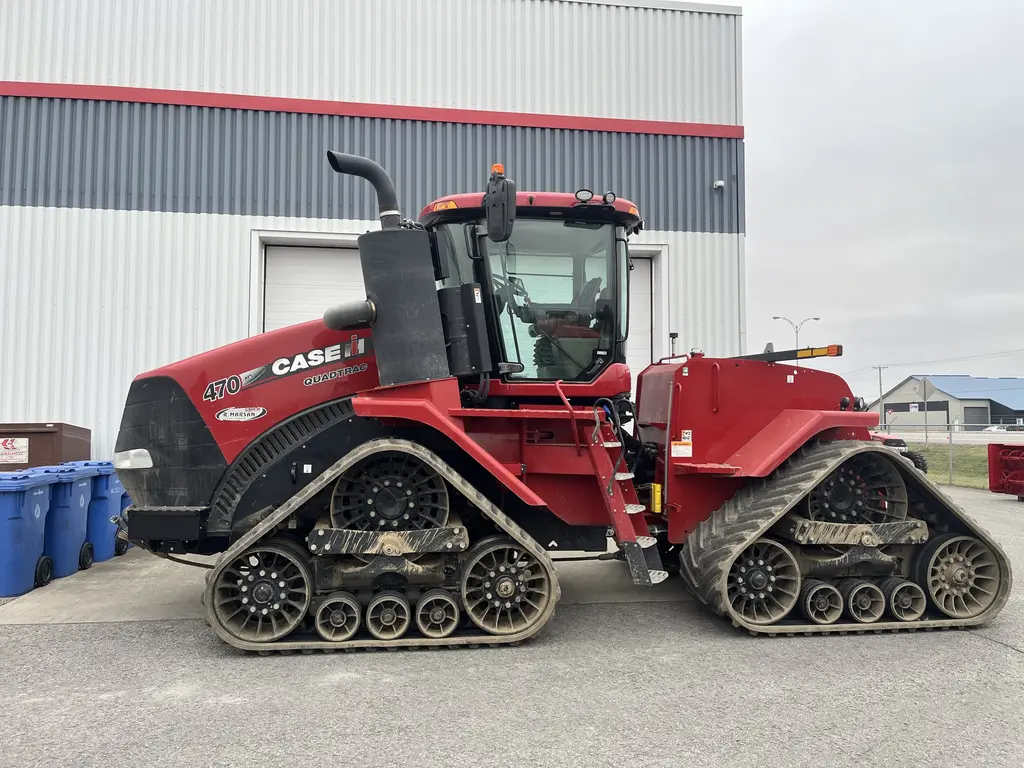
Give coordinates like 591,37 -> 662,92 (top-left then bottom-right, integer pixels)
203,335 -> 373,402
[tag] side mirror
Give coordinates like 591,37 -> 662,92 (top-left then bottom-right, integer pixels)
484,164 -> 516,242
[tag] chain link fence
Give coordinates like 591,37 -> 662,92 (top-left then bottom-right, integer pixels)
874,423 -> 1024,490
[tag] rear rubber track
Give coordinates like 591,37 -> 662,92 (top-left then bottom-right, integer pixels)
202,438 -> 561,654
679,439 -> 1013,636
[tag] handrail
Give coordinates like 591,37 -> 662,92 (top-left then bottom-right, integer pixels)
553,380 -> 583,455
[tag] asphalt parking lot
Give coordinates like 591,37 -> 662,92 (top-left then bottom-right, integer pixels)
1,486 -> 1021,768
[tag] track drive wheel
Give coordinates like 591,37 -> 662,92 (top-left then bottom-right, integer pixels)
212,539 -> 313,643
461,535 -> 554,636
726,538 -> 801,625
914,534 -> 1002,619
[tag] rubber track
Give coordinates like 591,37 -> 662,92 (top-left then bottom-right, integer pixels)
202,437 -> 561,654
679,439 -> 1013,637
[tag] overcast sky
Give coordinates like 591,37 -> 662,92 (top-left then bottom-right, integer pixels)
737,0 -> 1024,399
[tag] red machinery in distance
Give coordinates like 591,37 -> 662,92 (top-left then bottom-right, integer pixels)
988,443 -> 1024,501
112,153 -> 1012,653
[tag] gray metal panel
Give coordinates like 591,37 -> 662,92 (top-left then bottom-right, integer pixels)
0,0 -> 742,125
0,97 -> 745,233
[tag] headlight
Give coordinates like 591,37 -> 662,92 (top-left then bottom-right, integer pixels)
114,448 -> 153,469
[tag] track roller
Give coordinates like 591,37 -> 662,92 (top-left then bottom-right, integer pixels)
726,538 -> 801,625
799,579 -> 843,625
315,592 -> 362,642
914,533 -> 1001,619
838,578 -> 885,624
415,588 -> 461,639
212,539 -> 314,643
879,577 -> 926,622
366,590 -> 412,640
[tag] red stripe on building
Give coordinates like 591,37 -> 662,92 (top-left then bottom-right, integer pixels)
0,81 -> 744,139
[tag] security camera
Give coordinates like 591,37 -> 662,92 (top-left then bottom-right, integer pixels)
713,180 -> 725,189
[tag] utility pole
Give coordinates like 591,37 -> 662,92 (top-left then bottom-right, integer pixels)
772,316 -> 821,349
873,366 -> 887,427
922,377 -> 930,444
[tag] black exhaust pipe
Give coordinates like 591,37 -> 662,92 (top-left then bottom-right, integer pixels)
326,151 -> 401,230
323,298 -> 377,331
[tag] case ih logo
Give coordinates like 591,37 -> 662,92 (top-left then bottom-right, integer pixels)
203,335 -> 372,403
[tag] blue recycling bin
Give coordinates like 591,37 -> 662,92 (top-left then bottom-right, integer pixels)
0,471 -> 60,597
35,464 -> 95,578
62,461 -> 124,563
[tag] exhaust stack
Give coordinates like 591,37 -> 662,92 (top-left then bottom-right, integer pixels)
326,151 -> 401,230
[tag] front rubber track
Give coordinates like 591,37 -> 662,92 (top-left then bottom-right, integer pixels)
202,438 -> 561,654
679,439 -> 1013,637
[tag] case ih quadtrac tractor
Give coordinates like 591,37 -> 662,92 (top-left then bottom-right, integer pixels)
113,153 -> 1011,652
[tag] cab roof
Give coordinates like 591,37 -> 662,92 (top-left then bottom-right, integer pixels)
417,191 -> 643,229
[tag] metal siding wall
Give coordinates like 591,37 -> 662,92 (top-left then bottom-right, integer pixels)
0,0 -> 741,125
0,97 -> 744,233
0,207 -> 741,459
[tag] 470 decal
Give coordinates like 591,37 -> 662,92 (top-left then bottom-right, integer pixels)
203,375 -> 242,403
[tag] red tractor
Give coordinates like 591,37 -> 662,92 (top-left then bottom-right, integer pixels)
113,154 -> 1011,652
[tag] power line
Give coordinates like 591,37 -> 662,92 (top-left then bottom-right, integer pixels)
840,347 -> 1024,377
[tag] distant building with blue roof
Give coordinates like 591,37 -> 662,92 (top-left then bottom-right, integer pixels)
868,375 -> 1024,431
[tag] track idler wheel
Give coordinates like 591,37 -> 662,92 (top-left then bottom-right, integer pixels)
914,533 -> 1002,619
879,577 -> 926,622
212,539 -> 313,643
415,588 -> 461,639
726,538 -> 801,625
315,592 -> 362,642
461,535 -> 553,636
366,590 -> 412,640
799,579 -> 843,625
838,578 -> 885,624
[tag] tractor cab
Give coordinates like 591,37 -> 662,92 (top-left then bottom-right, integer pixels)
418,166 -> 644,393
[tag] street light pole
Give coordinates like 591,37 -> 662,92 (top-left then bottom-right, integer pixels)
772,316 -> 821,349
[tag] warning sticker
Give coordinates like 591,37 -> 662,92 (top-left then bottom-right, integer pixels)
671,430 -> 693,458
0,437 -> 29,464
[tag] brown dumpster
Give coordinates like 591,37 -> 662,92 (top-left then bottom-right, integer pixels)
0,423 -> 91,471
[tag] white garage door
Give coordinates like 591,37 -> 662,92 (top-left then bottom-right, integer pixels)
262,246 -> 654,401
625,257 -> 654,400
263,246 -> 365,332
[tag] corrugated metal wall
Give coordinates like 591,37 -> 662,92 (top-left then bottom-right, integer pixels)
0,206 -> 742,457
0,0 -> 742,125
0,96 -> 744,233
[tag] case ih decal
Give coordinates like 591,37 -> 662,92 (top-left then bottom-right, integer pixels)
203,335 -> 372,402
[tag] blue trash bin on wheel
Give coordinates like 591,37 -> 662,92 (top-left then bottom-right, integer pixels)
119,492 -> 133,553
0,471 -> 60,597
36,464 -> 96,578
62,461 -> 125,563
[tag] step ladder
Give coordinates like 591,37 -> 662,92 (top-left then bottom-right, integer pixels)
584,417 -> 668,586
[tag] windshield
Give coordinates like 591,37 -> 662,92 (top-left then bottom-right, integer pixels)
486,218 -> 618,381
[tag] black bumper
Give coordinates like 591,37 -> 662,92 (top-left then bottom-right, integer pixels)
114,375 -> 227,509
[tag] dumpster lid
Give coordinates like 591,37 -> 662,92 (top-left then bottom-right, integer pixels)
31,464 -> 99,480
61,460 -> 115,476
0,471 -> 60,491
